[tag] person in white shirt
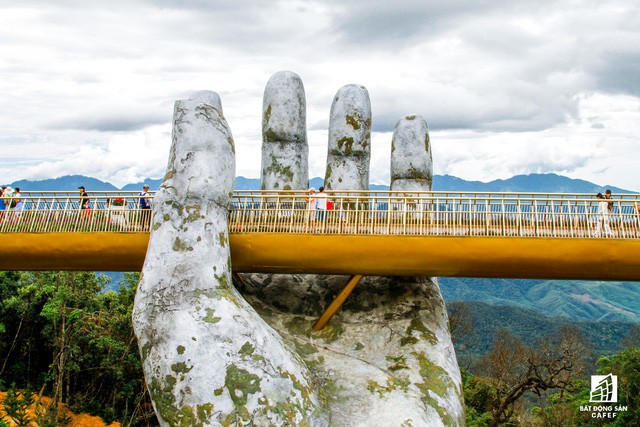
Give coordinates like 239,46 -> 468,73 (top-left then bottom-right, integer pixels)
315,186 -> 328,221
594,192 -> 613,237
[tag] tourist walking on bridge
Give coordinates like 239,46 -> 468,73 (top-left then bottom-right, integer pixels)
306,187 -> 317,225
138,184 -> 153,228
78,186 -> 90,210
315,186 -> 328,222
594,192 -> 614,238
0,187 -> 6,218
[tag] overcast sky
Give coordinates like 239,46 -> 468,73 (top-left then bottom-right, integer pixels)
1,0 -> 639,190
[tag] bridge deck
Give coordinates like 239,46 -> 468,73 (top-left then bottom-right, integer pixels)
0,190 -> 639,280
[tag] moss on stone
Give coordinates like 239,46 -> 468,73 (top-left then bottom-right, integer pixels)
265,104 -> 272,124
367,375 -> 411,398
281,371 -> 312,402
386,355 -> 409,371
171,361 -> 192,375
402,318 -> 438,346
185,205 -> 202,223
218,231 -> 227,248
172,237 -> 193,252
294,341 -> 319,357
140,342 -> 152,362
411,350 -> 459,425
227,136 -> 235,154
345,114 -> 361,130
354,342 -> 364,351
177,345 -> 186,355
221,405 -> 250,427
317,375 -> 339,408
196,403 -> 214,424
148,376 -> 207,427
225,364 -> 262,407
284,316 -> 312,338
337,136 -> 354,155
164,200 -> 184,216
265,154 -> 294,183
165,374 -> 177,388
239,341 -> 255,359
263,127 -> 279,142
214,388 -> 223,396
203,308 -> 221,324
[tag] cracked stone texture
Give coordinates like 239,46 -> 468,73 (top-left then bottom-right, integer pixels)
261,70 -> 309,191
132,91 -> 327,426
390,115 -> 433,192
325,84 -> 372,191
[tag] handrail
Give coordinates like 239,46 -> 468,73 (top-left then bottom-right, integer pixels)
0,194 -> 153,233
228,191 -> 640,239
1,191 -> 638,238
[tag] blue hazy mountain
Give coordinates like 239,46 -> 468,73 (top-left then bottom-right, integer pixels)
8,174 -> 119,191
8,172 -> 632,193
439,278 -> 640,323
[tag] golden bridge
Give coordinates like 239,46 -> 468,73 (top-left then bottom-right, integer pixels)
1,190 -> 640,281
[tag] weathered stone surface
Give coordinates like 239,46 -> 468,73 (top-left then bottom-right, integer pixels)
237,274 -> 465,427
325,84 -> 372,191
133,91 -> 326,426
391,115 -> 433,192
261,71 -> 309,191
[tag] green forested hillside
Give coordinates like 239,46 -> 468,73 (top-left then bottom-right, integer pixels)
440,278 -> 640,322
448,301 -> 636,362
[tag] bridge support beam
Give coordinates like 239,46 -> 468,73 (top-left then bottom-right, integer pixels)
313,274 -> 363,331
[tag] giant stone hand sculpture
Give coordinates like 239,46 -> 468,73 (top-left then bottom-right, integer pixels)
132,91 -> 327,426
135,74 -> 464,426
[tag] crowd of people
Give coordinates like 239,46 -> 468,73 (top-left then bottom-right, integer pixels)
306,186 -> 338,223
0,186 -> 23,217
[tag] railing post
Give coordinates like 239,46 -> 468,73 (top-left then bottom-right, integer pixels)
484,199 -> 489,236
534,200 -> 539,236
501,199 -> 505,236
551,200 -> 556,237
517,200 -> 522,236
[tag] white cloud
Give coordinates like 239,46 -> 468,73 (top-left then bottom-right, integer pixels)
0,0 -> 639,191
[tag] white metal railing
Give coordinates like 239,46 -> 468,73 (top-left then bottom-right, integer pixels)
1,190 -> 639,238
0,193 -> 153,233
229,190 -> 640,239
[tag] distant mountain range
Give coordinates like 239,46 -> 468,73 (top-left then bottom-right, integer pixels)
450,301 -> 635,360
439,278 -> 640,323
5,172 -> 633,194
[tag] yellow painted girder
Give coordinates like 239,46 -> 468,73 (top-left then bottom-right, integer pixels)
1,232 -> 640,281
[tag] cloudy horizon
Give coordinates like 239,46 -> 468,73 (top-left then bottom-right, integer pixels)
1,0 -> 639,190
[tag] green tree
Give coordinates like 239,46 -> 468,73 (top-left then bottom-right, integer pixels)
0,271 -> 157,426
595,347 -> 640,426
477,326 -> 588,426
